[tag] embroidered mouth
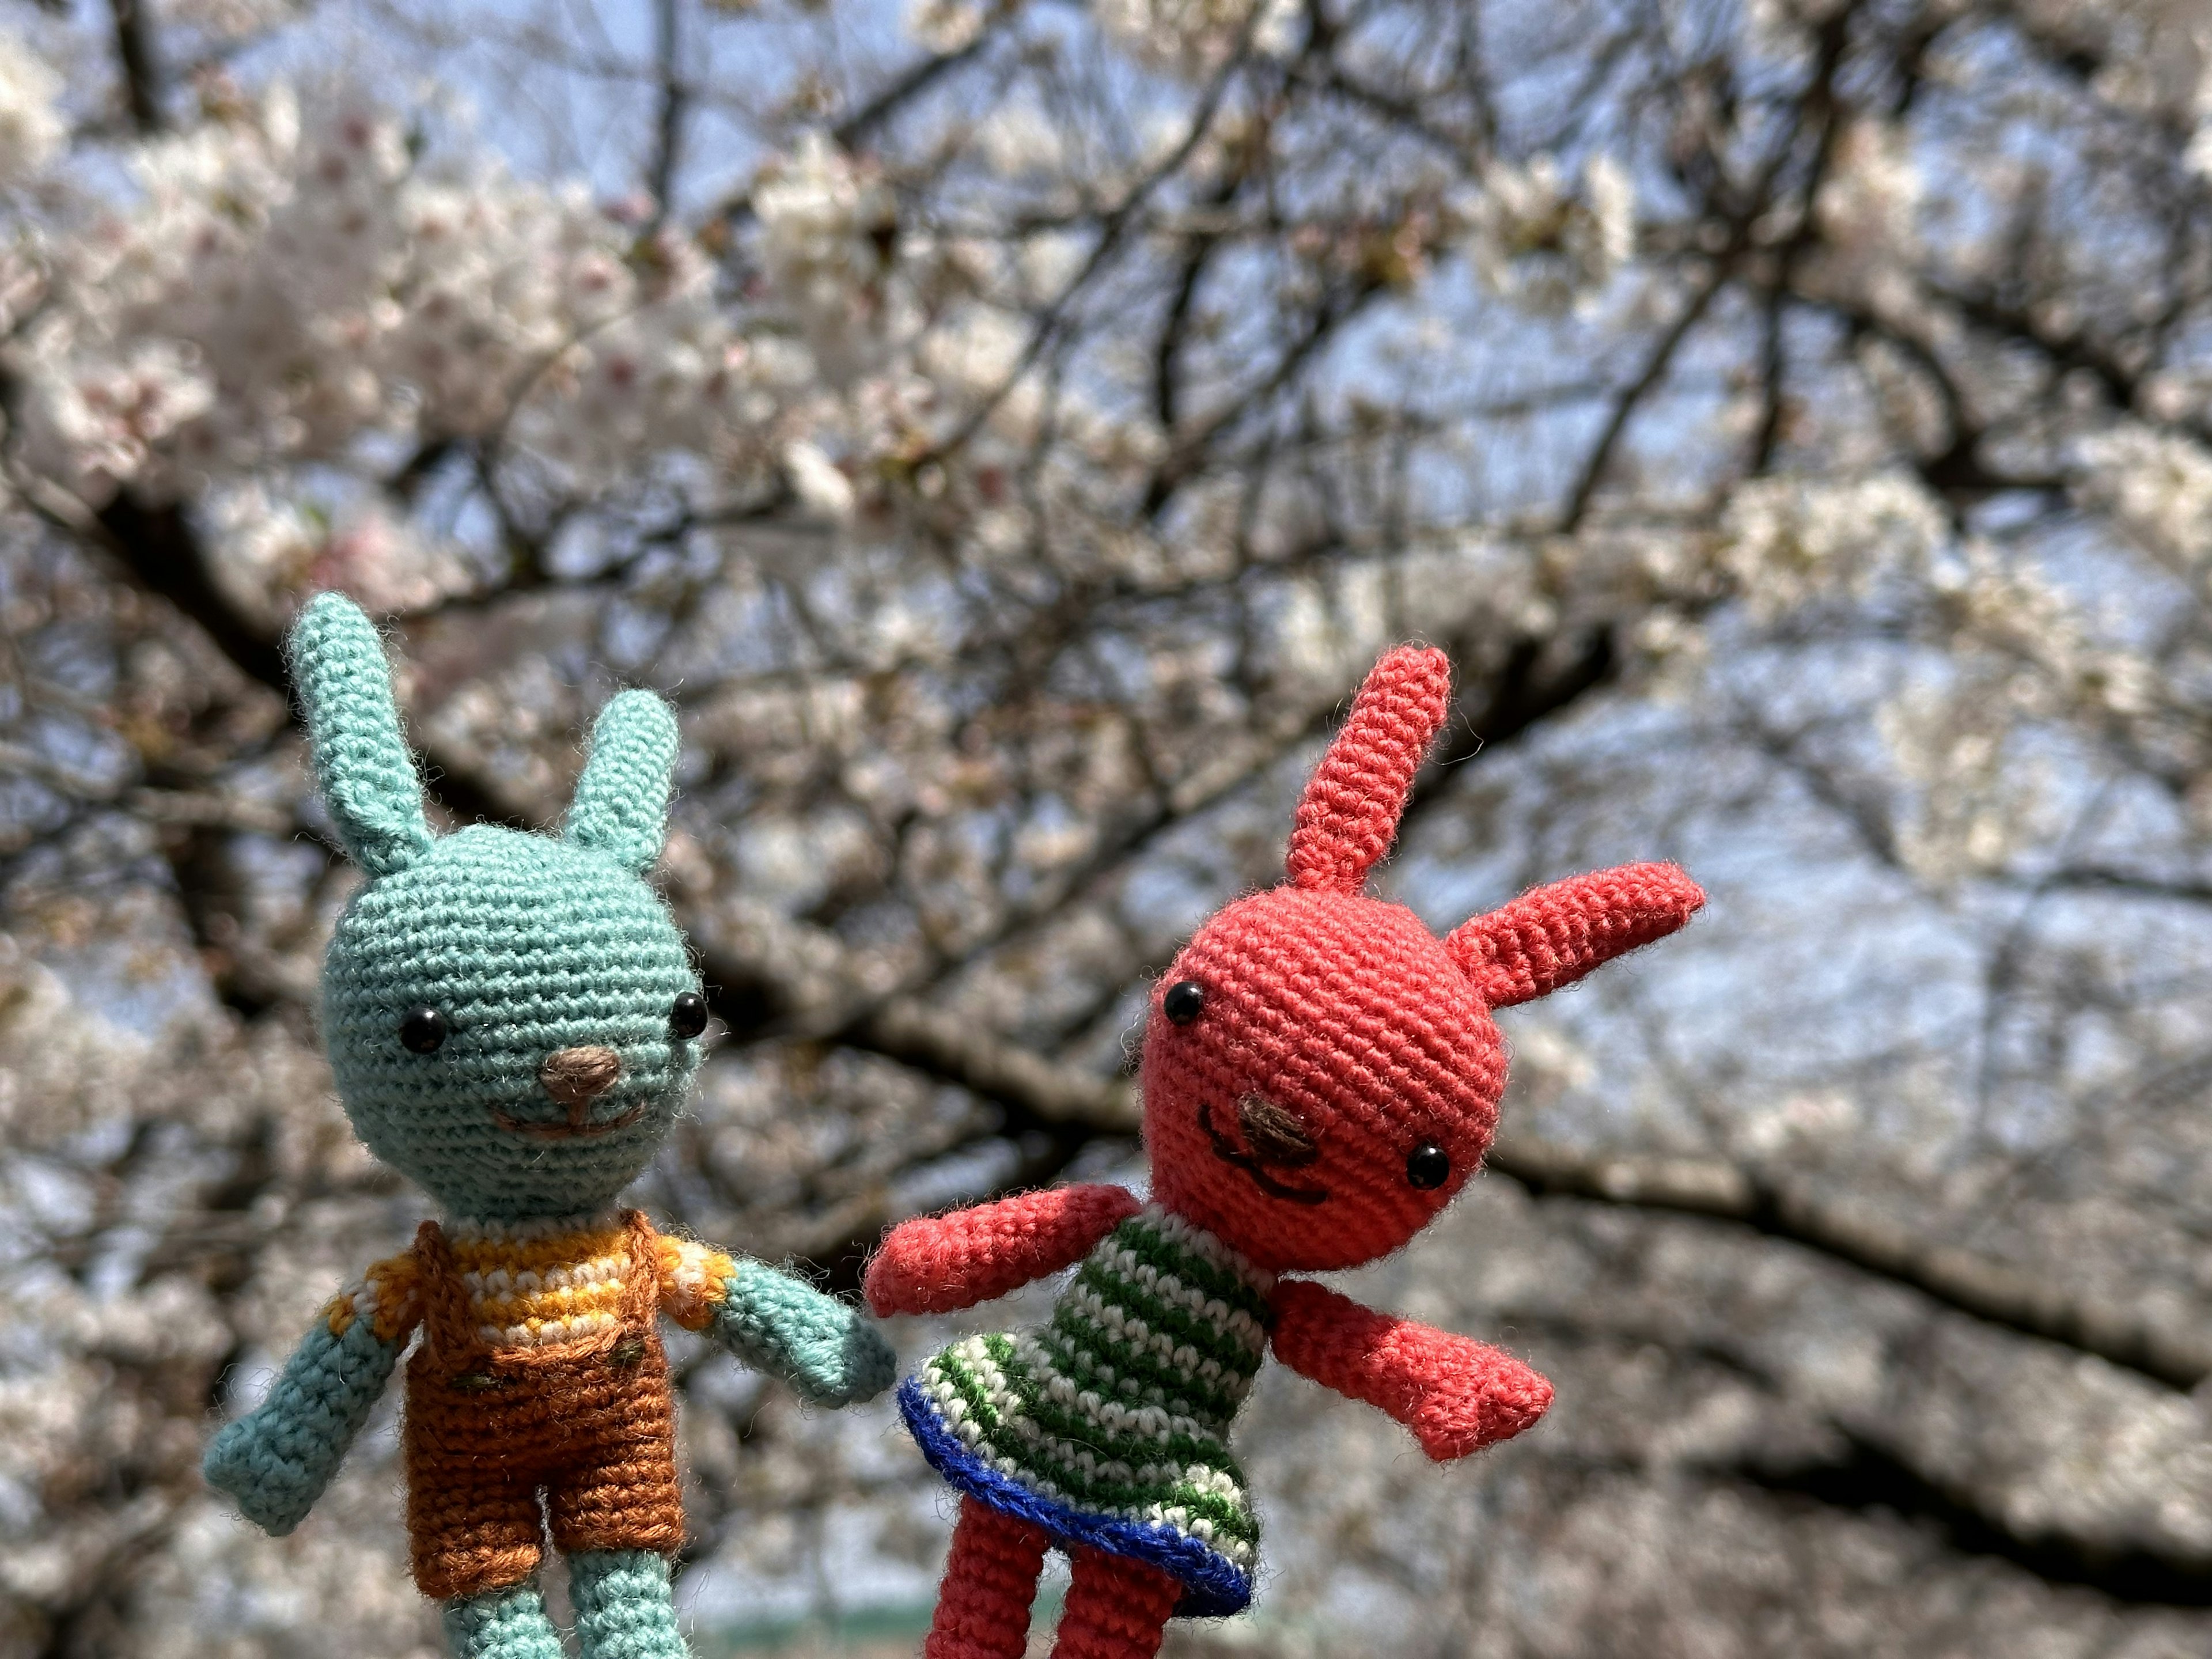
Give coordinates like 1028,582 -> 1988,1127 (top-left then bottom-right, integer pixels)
1199,1097 -> 1331,1205
497,1043 -> 644,1140
490,1101 -> 647,1141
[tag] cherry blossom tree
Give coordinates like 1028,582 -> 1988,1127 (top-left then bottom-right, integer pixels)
6,0 -> 2212,1652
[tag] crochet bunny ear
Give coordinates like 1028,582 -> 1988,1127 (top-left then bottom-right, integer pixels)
562,689 -> 680,874
1447,862 -> 1706,1007
1285,645 -> 1453,893
287,592 -> 434,877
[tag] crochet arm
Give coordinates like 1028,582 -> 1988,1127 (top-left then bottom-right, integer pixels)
202,1265 -> 418,1535
1268,1279 -> 1552,1461
661,1238 -> 895,1408
863,1184 -> 1143,1316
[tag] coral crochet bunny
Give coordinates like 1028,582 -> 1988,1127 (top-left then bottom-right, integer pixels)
865,645 -> 1706,1659
202,594 -> 896,1659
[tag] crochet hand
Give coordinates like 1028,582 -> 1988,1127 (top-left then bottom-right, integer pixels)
203,1409 -> 325,1536
710,1262 -> 897,1407
1404,1346 -> 1552,1460
201,1312 -> 407,1535
1267,1278 -> 1552,1461
865,1185 -> 1142,1316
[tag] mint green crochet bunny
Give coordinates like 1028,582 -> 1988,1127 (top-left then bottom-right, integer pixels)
203,593 -> 895,1659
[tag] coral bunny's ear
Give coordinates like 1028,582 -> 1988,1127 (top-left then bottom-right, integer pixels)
287,592 -> 434,877
1447,862 -> 1705,1008
562,689 -> 680,874
1285,645 -> 1453,893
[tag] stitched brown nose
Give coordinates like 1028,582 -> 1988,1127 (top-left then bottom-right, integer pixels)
1237,1093 -> 1318,1166
540,1046 -> 622,1123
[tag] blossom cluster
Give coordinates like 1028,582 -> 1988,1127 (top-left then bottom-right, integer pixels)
1092,0 -> 1302,75
7,84 -> 820,507
2074,425 -> 2212,577
1718,472 -> 1949,620
0,26 -> 64,188
1454,153 -> 1636,313
0,62 -> 958,609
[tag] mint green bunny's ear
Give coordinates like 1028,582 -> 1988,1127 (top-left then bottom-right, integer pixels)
563,689 -> 679,874
286,593 -> 433,877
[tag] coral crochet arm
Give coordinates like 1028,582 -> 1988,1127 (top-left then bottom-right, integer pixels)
865,1184 -> 1143,1316
1268,1279 -> 1553,1461
202,1312 -> 410,1534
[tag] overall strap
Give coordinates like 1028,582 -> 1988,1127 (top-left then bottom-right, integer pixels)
413,1219 -> 482,1359
620,1210 -> 664,1328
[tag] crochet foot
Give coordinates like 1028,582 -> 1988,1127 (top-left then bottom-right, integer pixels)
925,1497 -> 1050,1659
1050,1548 -> 1178,1659
442,1578 -> 565,1659
571,1549 -> 690,1659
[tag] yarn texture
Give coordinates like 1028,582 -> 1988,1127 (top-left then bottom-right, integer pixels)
441,1578 -> 567,1659
200,593 -> 894,1656
864,1184 -> 1142,1316
404,1210 -> 686,1600
868,643 -> 1707,1657
571,1550 -> 691,1659
900,1205 -> 1272,1615
926,1502 -> 1051,1659
202,1311 -> 408,1536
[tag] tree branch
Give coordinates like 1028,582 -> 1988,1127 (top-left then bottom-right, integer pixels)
91,492 -> 536,831
108,0 -> 165,134
926,32 -> 1259,463
1559,256 -> 1734,531
645,0 -> 686,228
833,29 -> 998,151
97,495 -> 283,688
852,997 -> 1143,1132
1565,1 -> 1866,528
1742,1426 -> 2212,1603
1486,1131 -> 2212,1392
1143,272 -> 1385,518
2023,865 -> 2212,906
1510,1309 -> 2212,1600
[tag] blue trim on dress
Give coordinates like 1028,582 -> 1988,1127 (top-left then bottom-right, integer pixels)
899,1376 -> 1253,1619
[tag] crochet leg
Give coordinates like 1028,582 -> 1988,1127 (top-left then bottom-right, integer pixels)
442,1578 -> 565,1659
925,1497 -> 1050,1659
1049,1549 -> 1179,1659
571,1548 -> 690,1659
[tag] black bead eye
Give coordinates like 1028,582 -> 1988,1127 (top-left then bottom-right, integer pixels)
1162,980 -> 1206,1026
1407,1142 -> 1450,1190
669,992 -> 709,1039
399,1006 -> 448,1054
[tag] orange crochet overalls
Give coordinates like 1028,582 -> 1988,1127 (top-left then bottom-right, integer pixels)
404,1211 -> 687,1599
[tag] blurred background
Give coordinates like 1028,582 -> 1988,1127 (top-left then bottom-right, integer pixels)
5,0 -> 2212,1652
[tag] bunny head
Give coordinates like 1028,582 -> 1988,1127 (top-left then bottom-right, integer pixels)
290,593 -> 704,1223
1140,646 -> 1705,1272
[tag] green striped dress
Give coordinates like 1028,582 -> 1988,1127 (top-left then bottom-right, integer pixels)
896,1204 -> 1275,1616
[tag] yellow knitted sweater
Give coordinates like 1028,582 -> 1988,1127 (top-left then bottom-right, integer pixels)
325,1210 -> 737,1350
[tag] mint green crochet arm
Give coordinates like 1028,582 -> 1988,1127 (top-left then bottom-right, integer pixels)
706,1259 -> 896,1408
202,1313 -> 406,1535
